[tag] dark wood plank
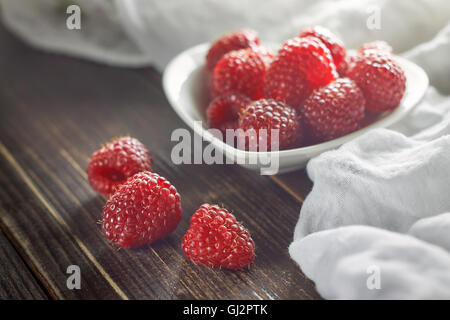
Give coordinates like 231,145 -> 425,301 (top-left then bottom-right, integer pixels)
0,147 -> 127,299
270,171 -> 313,204
0,26 -> 320,299
0,229 -> 47,299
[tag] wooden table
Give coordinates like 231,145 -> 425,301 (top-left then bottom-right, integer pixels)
0,25 -> 321,300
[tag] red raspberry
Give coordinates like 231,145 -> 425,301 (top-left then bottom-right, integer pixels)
87,136 -> 152,196
301,78 -> 365,141
206,29 -> 259,72
336,59 -> 349,76
358,41 -> 393,56
102,171 -> 182,249
213,47 -> 273,100
337,52 -> 358,77
206,93 -> 252,135
264,37 -> 338,109
347,51 -> 406,113
206,71 -> 218,99
182,204 -> 255,270
217,120 -> 238,134
237,99 -> 303,151
339,42 -> 392,78
299,26 -> 346,76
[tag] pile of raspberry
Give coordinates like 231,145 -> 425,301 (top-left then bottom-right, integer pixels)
87,136 -> 255,270
206,27 -> 406,149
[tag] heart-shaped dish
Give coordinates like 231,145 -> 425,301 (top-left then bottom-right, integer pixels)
162,43 -> 429,174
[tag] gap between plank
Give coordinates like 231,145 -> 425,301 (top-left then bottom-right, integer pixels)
0,142 -> 129,300
269,176 -> 305,204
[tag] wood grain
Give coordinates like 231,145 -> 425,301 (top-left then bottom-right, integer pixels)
271,171 -> 313,204
0,229 -> 47,299
0,26 -> 320,299
0,144 -> 126,299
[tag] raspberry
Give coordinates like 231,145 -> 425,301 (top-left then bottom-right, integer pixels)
358,41 -> 393,56
87,136 -> 152,196
182,204 -> 255,270
336,59 -> 349,76
237,99 -> 303,151
213,47 -> 273,100
206,71 -> 218,99
217,120 -> 238,133
206,93 -> 251,135
264,37 -> 337,109
347,51 -> 406,113
339,42 -> 393,78
299,26 -> 346,75
337,52 -> 358,77
301,78 -> 365,141
102,171 -> 181,249
206,29 -> 259,72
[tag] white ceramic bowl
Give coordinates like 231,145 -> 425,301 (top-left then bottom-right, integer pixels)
162,43 -> 429,174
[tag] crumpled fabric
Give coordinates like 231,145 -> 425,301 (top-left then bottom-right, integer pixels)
289,2 -> 450,298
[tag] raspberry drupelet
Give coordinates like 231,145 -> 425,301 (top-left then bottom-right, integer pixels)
102,171 -> 182,249
87,136 -> 152,196
264,37 -> 338,109
347,51 -> 406,113
182,204 -> 255,270
301,78 -> 366,141
206,29 -> 260,72
213,47 -> 273,100
237,99 -> 303,151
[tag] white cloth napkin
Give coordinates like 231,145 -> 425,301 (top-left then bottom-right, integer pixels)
288,3 -> 450,298
4,0 -> 450,299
